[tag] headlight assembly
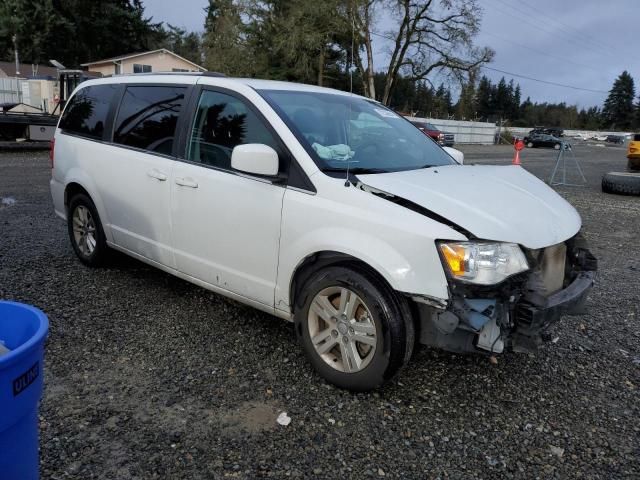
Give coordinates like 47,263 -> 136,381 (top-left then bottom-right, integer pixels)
438,241 -> 529,285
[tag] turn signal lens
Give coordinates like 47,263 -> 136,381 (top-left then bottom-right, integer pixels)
441,244 -> 467,276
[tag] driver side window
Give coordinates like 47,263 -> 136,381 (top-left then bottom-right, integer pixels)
187,90 -> 279,171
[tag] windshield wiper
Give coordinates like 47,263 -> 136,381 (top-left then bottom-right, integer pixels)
321,167 -> 389,174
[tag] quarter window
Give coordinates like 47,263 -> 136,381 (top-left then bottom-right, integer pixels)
187,90 -> 279,171
59,84 -> 118,139
113,86 -> 186,155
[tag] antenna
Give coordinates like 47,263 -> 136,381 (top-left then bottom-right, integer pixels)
344,6 -> 355,187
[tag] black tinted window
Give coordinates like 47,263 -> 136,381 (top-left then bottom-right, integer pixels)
59,84 -> 118,139
114,86 -> 186,154
634,134 -> 640,141
187,90 -> 279,170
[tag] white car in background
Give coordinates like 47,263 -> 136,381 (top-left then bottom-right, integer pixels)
50,74 -> 597,390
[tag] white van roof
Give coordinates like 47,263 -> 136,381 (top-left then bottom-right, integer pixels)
79,72 -> 364,98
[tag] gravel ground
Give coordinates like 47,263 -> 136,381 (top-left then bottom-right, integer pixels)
0,143 -> 638,479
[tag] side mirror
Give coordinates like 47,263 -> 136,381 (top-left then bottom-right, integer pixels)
443,146 -> 464,165
231,144 -> 279,176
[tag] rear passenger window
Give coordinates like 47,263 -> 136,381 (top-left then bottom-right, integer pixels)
59,84 -> 118,140
186,90 -> 279,171
114,86 -> 186,155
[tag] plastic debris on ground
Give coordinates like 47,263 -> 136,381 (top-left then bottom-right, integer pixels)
276,412 -> 291,426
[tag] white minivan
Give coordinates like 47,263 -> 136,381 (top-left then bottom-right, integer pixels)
50,73 -> 596,391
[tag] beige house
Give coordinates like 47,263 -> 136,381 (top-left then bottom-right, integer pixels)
81,49 -> 205,76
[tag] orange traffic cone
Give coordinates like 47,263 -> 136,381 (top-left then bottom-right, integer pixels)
512,149 -> 521,165
513,139 -> 524,165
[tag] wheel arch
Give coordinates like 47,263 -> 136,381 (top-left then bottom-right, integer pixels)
61,171 -> 113,242
289,250 -> 404,315
64,182 -> 91,209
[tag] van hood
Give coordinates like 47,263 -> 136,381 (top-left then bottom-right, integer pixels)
358,165 -> 581,249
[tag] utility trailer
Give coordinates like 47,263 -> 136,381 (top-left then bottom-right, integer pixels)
0,70 -> 91,142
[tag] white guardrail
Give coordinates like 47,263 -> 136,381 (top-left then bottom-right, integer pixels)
408,116 -> 634,145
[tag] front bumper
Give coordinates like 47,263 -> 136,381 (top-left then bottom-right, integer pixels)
415,234 -> 597,355
509,270 -> 595,352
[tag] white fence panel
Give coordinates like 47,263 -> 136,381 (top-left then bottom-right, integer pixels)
0,78 -> 22,104
406,116 -> 496,145
0,78 -> 58,113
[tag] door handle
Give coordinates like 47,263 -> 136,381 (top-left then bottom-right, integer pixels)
175,177 -> 199,188
147,169 -> 167,181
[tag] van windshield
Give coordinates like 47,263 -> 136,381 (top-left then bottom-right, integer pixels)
258,90 -> 455,174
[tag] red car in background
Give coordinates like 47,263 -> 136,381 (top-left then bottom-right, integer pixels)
409,120 -> 455,146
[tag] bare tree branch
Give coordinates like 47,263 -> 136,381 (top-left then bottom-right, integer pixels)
349,0 -> 493,105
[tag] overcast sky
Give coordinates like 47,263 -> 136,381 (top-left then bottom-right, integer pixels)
144,0 -> 639,108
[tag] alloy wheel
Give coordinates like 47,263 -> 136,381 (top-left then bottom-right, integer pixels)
307,286 -> 377,373
72,205 -> 97,257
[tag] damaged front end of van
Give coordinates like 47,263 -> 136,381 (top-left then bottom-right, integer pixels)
356,164 -> 598,357
413,232 -> 597,355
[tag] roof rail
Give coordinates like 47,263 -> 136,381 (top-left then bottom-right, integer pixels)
202,71 -> 226,77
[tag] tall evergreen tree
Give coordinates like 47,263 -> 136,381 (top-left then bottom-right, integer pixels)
602,71 -> 636,129
161,24 -> 203,65
433,84 -> 452,118
0,0 -> 164,67
475,75 -> 493,120
455,73 -> 476,120
413,81 -> 435,117
203,0 -> 250,76
492,77 -> 510,119
512,84 -> 521,120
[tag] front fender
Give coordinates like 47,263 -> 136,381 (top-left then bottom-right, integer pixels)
275,187 -> 462,312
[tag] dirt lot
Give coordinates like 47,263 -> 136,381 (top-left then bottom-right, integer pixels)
0,143 -> 638,479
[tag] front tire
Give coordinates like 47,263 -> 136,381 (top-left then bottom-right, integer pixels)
67,194 -> 110,267
527,142 -> 534,148
295,266 -> 414,391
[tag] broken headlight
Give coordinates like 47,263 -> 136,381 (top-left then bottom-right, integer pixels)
438,241 -> 529,285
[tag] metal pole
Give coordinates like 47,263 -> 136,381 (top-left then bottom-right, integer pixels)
571,147 -> 586,183
12,34 -> 20,76
549,147 -> 562,184
560,143 -> 567,185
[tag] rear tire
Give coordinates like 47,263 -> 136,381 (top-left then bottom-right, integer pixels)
601,172 -> 640,196
554,143 -> 561,150
67,194 -> 110,266
294,266 -> 414,391
527,142 -> 533,148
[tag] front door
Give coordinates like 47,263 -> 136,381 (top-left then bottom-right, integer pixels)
170,88 -> 286,307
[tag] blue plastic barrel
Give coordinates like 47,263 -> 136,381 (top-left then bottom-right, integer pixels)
0,301 -> 49,480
